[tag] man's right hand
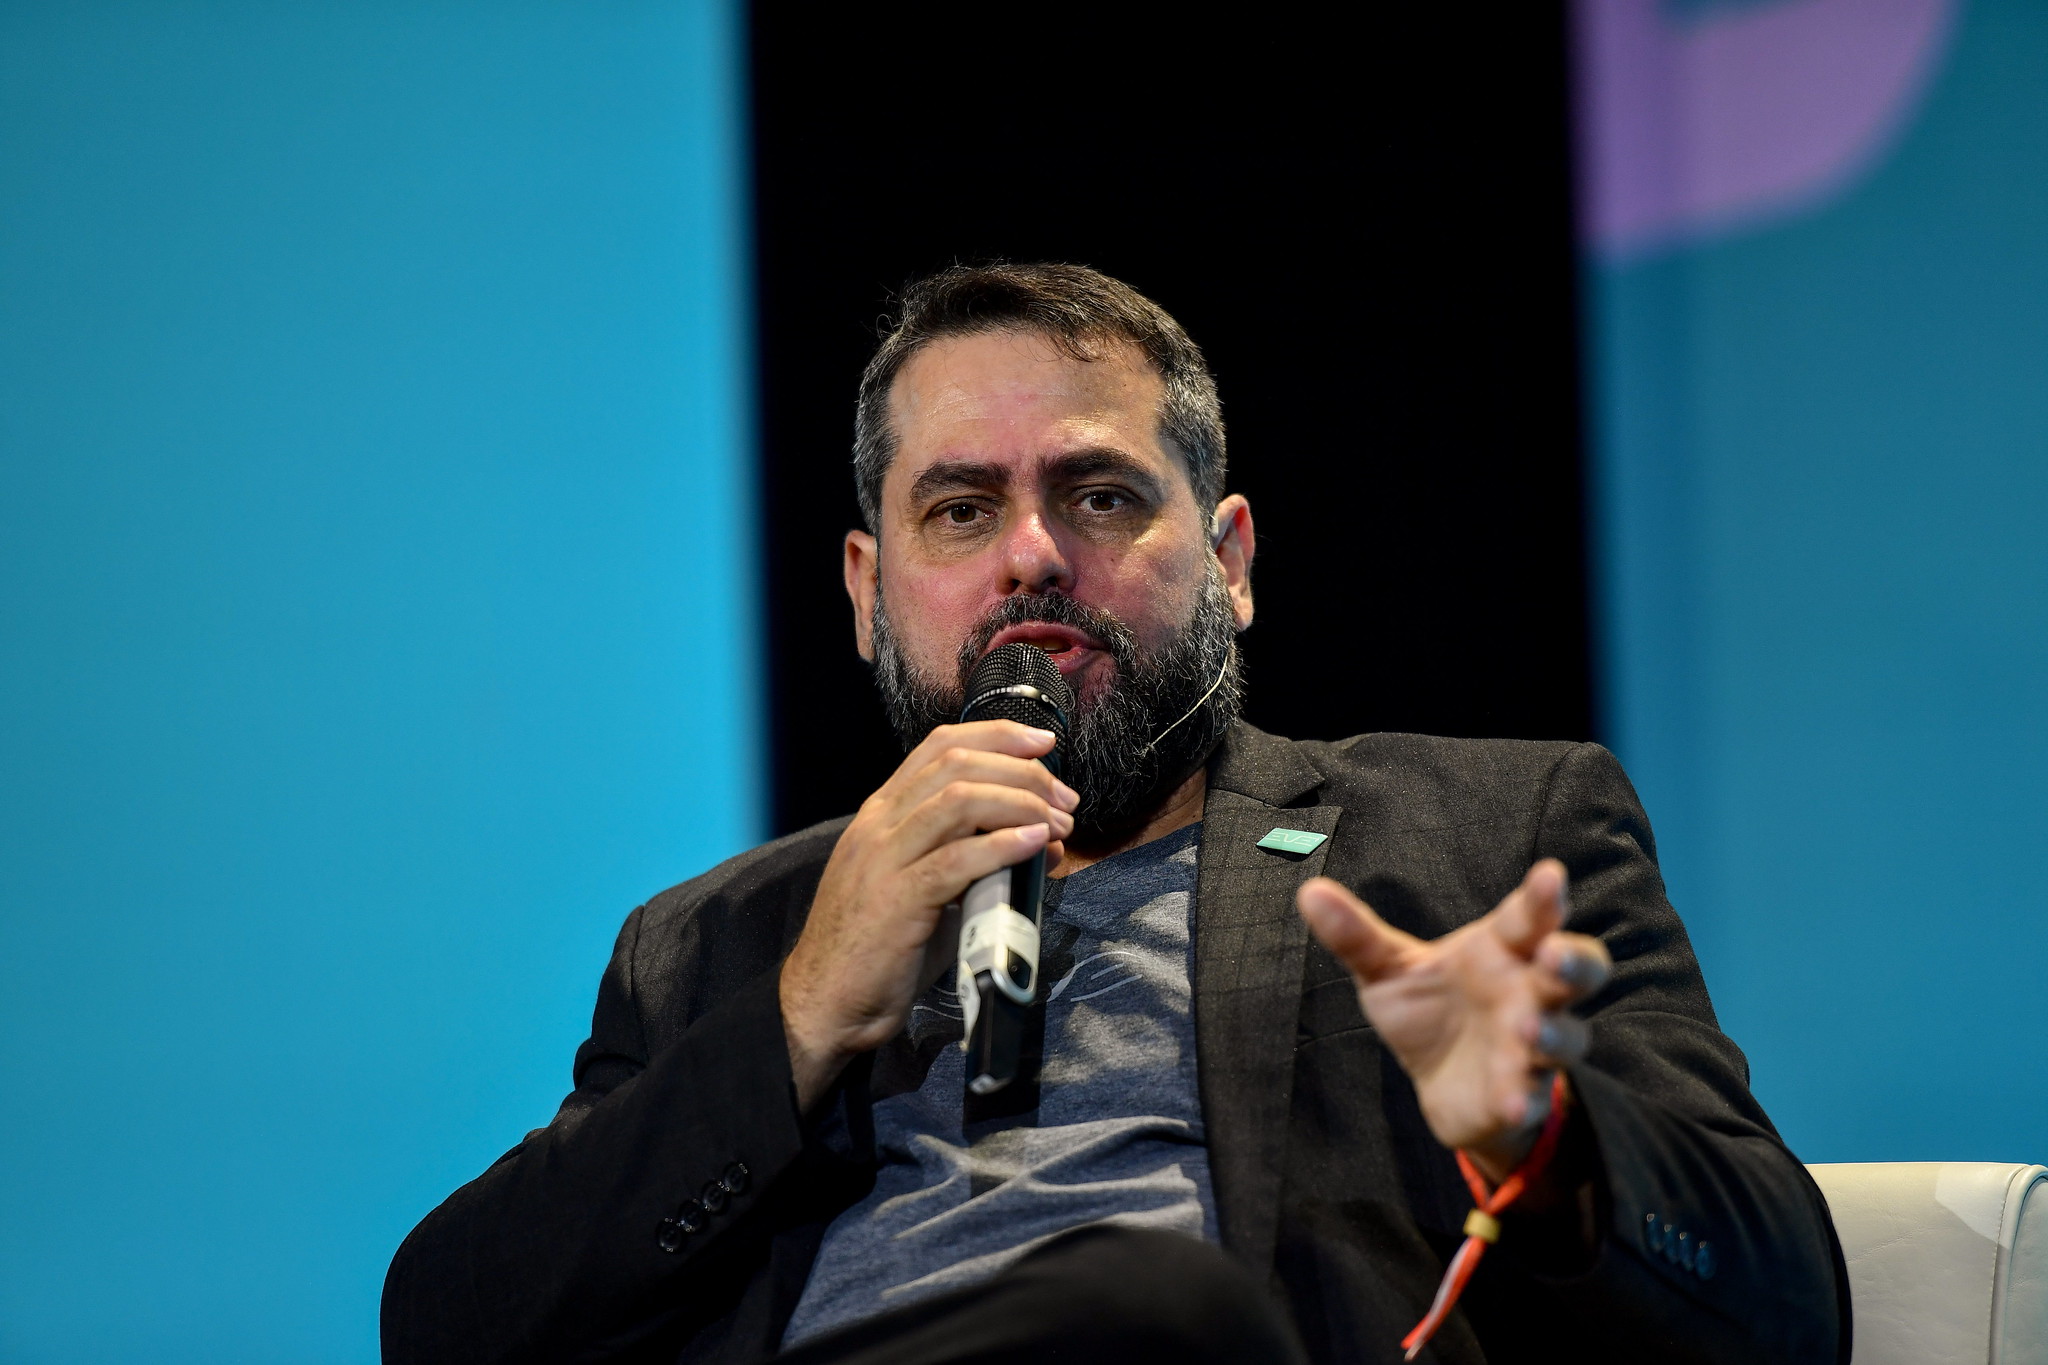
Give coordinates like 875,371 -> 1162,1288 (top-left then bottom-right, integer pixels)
779,720 -> 1079,1112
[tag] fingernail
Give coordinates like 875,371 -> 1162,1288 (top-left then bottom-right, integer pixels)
1557,952 -> 1601,991
1021,821 -> 1050,844
1027,727 -> 1057,745
1537,1017 -> 1564,1055
1054,782 -> 1080,811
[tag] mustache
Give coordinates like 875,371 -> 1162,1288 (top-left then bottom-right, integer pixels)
952,592 -> 1139,689
869,568 -> 1243,841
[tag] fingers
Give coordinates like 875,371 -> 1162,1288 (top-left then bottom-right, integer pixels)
912,746 -> 1080,812
906,822 -> 1052,906
1534,931 -> 1612,1007
902,720 -> 1065,778
1297,877 -> 1422,984
1487,859 -> 1570,958
894,780 -> 1075,861
889,724 -> 1081,815
1477,1011 -> 1581,1144
1531,1010 -> 1590,1067
1491,1045 -> 1549,1136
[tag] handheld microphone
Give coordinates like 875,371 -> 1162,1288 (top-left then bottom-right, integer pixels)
955,642 -> 1073,1095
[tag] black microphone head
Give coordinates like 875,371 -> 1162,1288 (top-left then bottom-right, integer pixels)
960,642 -> 1074,771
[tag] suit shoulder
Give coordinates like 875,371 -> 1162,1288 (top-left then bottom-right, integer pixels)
608,816 -> 854,1033
636,814 -> 852,938
1289,732 -> 1634,819
1307,731 -> 1592,782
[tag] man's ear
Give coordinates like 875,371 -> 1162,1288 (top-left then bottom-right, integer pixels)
1211,494 -> 1256,630
844,529 -> 879,661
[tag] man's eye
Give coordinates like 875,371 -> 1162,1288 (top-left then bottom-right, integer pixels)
943,503 -> 981,525
1082,491 -> 1127,513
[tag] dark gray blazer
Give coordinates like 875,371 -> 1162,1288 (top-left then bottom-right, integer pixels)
383,723 -> 1850,1364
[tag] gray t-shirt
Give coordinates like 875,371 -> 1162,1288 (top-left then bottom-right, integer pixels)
780,823 -> 1216,1348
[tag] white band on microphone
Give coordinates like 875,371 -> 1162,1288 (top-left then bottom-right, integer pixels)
957,867 -> 1041,1048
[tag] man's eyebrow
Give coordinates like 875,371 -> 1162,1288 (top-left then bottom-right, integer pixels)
905,459 -> 1009,507
902,447 -> 1168,509
1046,447 -> 1167,494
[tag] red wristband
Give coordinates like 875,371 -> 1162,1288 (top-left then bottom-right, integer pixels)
1399,1070 -> 1572,1360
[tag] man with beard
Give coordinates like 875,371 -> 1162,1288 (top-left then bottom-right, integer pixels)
384,264 -> 1848,1364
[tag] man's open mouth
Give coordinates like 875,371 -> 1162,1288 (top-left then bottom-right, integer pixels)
985,623 -> 1103,673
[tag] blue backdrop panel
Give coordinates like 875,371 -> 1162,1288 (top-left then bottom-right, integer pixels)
1581,0 -> 2047,1162
0,4 -> 756,1361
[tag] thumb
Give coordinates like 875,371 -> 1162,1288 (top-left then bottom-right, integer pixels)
1487,858 -> 1570,959
1297,877 -> 1420,984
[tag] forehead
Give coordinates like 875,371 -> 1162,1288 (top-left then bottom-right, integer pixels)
885,329 -> 1174,477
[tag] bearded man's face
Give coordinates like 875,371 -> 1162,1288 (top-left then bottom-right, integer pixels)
840,328 -> 1256,842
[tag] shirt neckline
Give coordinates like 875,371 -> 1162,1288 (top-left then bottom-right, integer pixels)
1057,819 -> 1203,893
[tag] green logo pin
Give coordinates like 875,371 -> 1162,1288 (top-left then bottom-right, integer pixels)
1256,827 -> 1328,856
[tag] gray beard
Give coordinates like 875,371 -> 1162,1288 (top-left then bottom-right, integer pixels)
870,568 -> 1244,843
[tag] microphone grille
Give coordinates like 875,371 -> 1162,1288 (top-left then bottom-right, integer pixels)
961,643 -> 1074,757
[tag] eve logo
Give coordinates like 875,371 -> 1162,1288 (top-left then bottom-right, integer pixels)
1256,827 -> 1328,857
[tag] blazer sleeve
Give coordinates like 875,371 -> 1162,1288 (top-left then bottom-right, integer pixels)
380,904 -> 823,1365
1473,742 -> 1852,1364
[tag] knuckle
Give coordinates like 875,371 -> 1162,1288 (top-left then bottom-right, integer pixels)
910,724 -> 956,758
917,842 -> 972,883
927,843 -> 987,891
909,854 -> 952,893
992,785 -> 1038,814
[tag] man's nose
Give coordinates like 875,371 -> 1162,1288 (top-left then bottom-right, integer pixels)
998,509 -> 1075,594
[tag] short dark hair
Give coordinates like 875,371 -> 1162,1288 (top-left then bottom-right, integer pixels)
852,262 -> 1226,532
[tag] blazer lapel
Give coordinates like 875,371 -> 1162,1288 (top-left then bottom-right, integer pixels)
1194,723 -> 1343,1275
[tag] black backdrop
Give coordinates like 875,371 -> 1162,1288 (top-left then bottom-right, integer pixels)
750,5 -> 1594,835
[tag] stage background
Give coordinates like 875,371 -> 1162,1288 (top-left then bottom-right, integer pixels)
0,3 -> 757,1361
1575,0 -> 2048,1164
750,4 -> 1596,835
4,0 -> 2047,1360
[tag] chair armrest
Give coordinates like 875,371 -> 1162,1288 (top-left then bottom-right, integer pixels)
1806,1161 -> 2047,1364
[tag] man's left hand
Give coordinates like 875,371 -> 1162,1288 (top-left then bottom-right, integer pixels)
1296,859 -> 1611,1184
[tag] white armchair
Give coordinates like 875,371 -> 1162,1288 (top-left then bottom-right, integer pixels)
1806,1162 -> 2048,1364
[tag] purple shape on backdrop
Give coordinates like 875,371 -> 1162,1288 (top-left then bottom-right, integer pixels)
1573,0 -> 1960,259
